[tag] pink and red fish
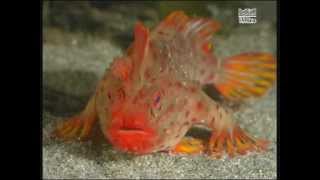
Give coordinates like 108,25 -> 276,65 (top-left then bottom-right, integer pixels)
52,11 -> 276,158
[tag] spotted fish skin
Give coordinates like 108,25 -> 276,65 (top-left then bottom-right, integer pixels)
52,11 -> 275,158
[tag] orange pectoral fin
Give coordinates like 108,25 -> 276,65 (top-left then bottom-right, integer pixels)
208,125 -> 269,158
52,95 -> 97,141
170,137 -> 205,155
213,52 -> 276,101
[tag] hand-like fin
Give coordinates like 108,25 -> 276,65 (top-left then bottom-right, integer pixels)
213,53 -> 276,101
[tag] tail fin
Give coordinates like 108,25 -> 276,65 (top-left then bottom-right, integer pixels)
213,53 -> 276,100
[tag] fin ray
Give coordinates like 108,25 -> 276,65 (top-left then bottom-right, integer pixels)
132,22 -> 150,64
153,11 -> 221,58
214,53 -> 276,100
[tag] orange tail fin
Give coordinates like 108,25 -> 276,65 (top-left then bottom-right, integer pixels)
213,53 -> 276,101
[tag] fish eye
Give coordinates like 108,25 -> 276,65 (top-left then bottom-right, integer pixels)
117,88 -> 125,100
154,95 -> 161,104
153,92 -> 161,108
108,92 -> 112,100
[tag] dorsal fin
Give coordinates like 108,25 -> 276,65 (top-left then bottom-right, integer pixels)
132,22 -> 150,66
182,17 -> 221,56
153,11 -> 221,55
157,11 -> 190,32
111,22 -> 149,82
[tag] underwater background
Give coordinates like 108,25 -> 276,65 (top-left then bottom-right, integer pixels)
43,1 -> 277,179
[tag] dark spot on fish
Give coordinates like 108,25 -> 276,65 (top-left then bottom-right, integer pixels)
151,78 -> 157,83
153,92 -> 161,107
175,81 -> 182,88
160,89 -> 166,96
117,88 -> 125,100
183,121 -> 190,126
158,31 -> 166,35
132,96 -> 138,104
191,117 -> 197,122
102,74 -> 108,80
138,89 -> 146,98
185,111 -> 190,118
99,85 -> 104,93
150,108 -> 156,118
206,74 -> 214,81
211,116 -> 215,123
189,87 -> 197,93
163,128 -> 169,134
167,104 -> 175,113
163,145 -> 170,150
160,62 -> 166,72
196,101 -> 203,110
200,69 -> 206,75
144,68 -> 151,79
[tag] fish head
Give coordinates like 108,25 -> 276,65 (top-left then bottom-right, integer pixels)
105,77 -> 192,154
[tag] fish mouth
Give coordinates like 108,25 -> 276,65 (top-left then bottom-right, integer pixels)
115,121 -> 156,137
108,126 -> 157,154
118,127 -> 145,131
117,127 -> 150,134
107,119 -> 157,154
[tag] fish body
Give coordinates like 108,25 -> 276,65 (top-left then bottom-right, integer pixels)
53,11 -> 276,158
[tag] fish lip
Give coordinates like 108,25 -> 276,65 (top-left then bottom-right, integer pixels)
107,111 -> 158,154
117,127 -> 149,134
107,122 -> 157,154
117,129 -> 151,136
119,126 -> 144,131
